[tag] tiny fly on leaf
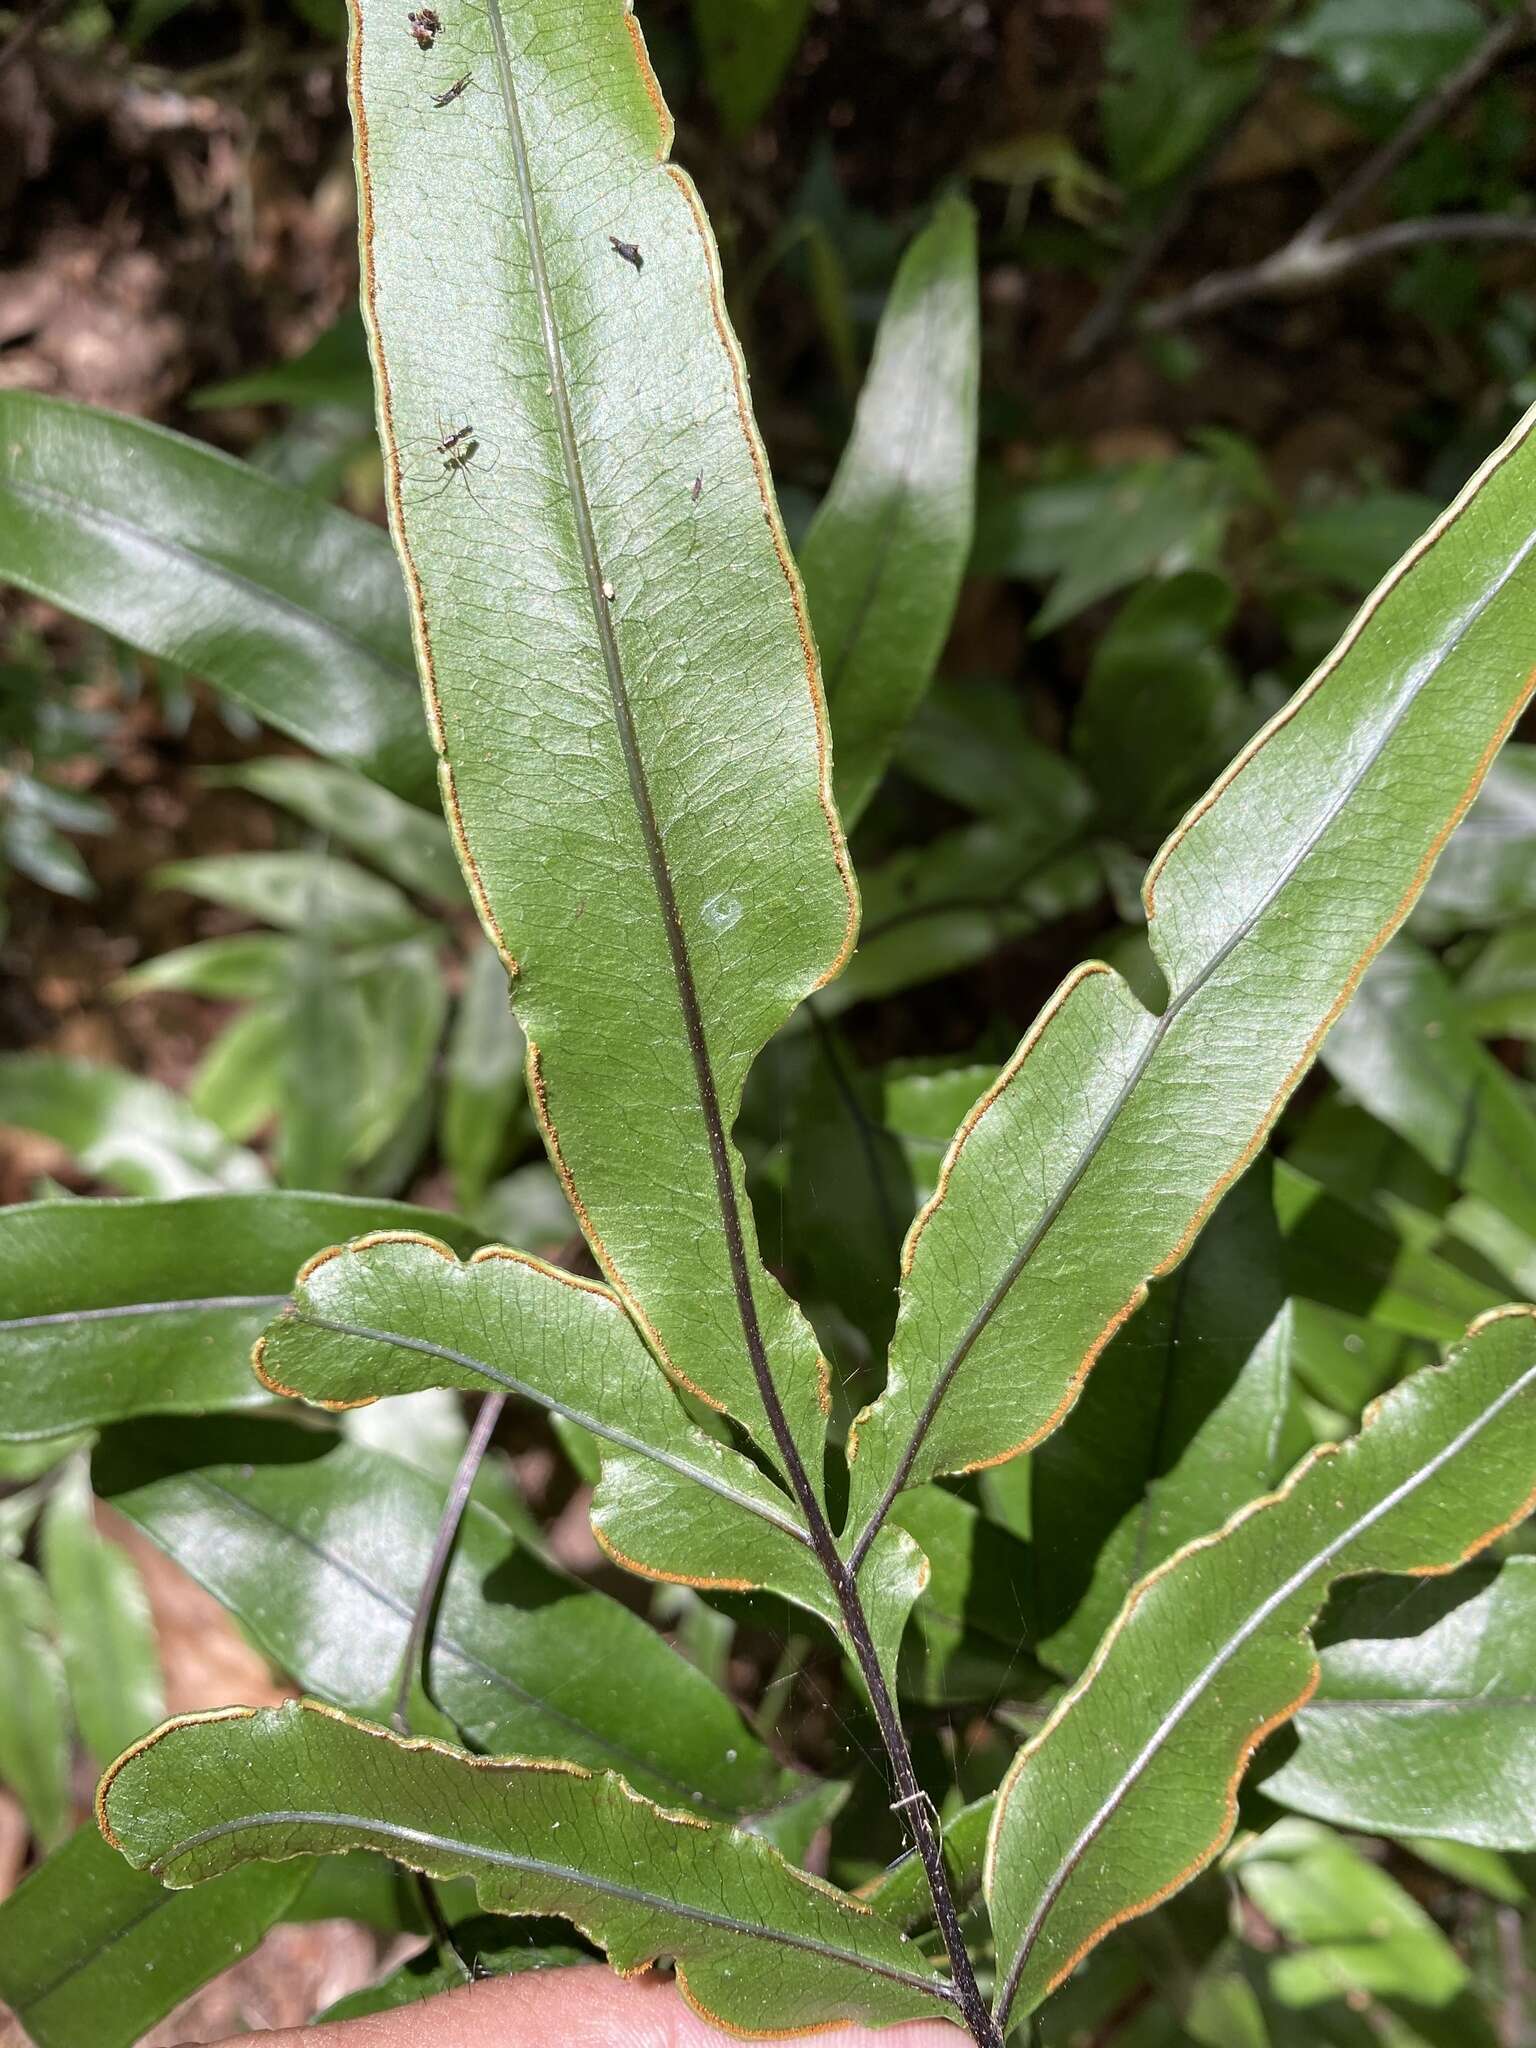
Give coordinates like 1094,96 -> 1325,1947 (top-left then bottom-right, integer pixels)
406,7 -> 439,48
609,236 -> 643,272
431,72 -> 472,107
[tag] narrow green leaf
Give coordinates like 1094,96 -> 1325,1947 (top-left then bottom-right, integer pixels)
352,0 -> 855,1484
786,1023 -> 913,1359
819,816 -> 1100,1014
155,850 -> 425,944
895,677 -> 1091,823
40,1458 -> 164,1767
862,1794 -> 993,1932
882,1063 -> 1000,1209
98,1700 -> 951,2036
1072,570 -> 1252,840
441,938 -> 530,1212
212,756 -> 464,903
0,1053 -> 266,1198
1321,940 -> 1536,1241
846,408 -> 1536,1536
252,1232 -> 923,1666
116,932 -> 296,1000
800,196 -> 979,826
1234,1821 -> 1473,2013
188,1004 -> 288,1140
0,1559 -> 71,1847
1413,743 -> 1536,936
0,1192 -> 482,1440
0,393 -> 429,798
888,1484 -> 1040,1707
1456,919 -> 1536,1038
692,0 -> 813,137
96,1414 -> 802,1823
1032,1166 -> 1299,1675
0,1822 -> 310,2048
985,1307 -> 1536,2025
1265,1559 -> 1536,1848
193,308 -> 372,411
349,937 -> 449,1172
1274,1159 -> 1503,1343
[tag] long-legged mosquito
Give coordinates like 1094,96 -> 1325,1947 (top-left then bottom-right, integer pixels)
402,418 -> 498,510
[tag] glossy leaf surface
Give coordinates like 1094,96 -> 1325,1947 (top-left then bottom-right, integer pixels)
155,850 -> 425,945
0,1192 -> 481,1440
0,1053 -> 267,1198
252,1232 -> 923,1662
800,195 -> 979,826
1031,1167 -> 1299,1674
847,405 -> 1536,1531
213,756 -> 464,903
352,0 -> 854,1480
1321,939 -> 1536,1241
96,1414 -> 799,1822
441,939 -> 530,1213
40,1458 -> 164,1767
0,1559 -> 70,1847
0,1822 -> 309,2048
1234,1820 -> 1484,2024
1265,1560 -> 1536,1848
985,1308 -> 1536,2025
0,392 -> 429,798
99,1700 -> 951,2037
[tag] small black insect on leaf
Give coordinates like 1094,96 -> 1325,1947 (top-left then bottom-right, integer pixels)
691,474 -> 703,502
431,72 -> 471,107
406,7 -> 440,48
609,236 -> 643,273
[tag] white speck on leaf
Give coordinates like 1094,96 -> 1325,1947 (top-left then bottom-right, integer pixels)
702,893 -> 742,933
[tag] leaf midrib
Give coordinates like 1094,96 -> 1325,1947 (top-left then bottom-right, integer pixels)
150,1809 -> 952,2001
993,1352 -> 1536,2027
477,0 -> 815,1512
293,1308 -> 811,1545
856,502 -> 1536,1557
1,1294 -> 286,1333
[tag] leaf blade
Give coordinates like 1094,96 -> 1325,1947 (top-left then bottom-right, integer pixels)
98,1700 -> 951,2037
800,195 -> 980,826
0,393 -> 429,798
847,400 -> 1536,1535
985,1307 -> 1536,2025
354,0 -> 855,1481
0,1192 -> 483,1441
254,1232 -> 843,1636
0,1822 -> 309,2048
95,1413 -> 797,1821
1264,1559 -> 1536,1848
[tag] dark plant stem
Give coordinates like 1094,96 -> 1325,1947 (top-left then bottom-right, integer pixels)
389,1389 -> 508,1985
830,1563 -> 1000,2045
389,1391 -> 507,1738
485,0 -> 993,2021
673,1045 -> 995,2035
